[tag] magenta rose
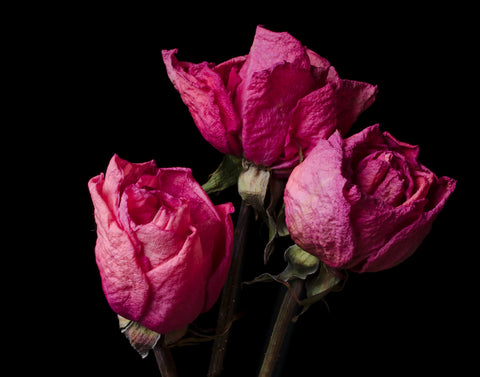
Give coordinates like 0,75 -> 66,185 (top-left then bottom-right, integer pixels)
88,155 -> 234,333
284,125 -> 456,272
162,26 -> 377,173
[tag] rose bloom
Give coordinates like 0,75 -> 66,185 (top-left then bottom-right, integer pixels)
284,125 -> 456,272
163,26 -> 377,174
88,155 -> 234,333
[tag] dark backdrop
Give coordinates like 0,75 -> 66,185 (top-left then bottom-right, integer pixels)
20,3 -> 475,376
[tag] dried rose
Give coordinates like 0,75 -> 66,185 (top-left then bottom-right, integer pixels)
88,155 -> 234,333
284,125 -> 456,272
162,26 -> 377,174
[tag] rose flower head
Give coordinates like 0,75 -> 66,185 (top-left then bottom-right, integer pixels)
88,155 -> 234,333
162,26 -> 377,174
284,125 -> 456,272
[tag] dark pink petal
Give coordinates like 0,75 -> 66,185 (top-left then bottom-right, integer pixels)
162,49 -> 242,155
306,49 -> 331,85
158,168 -> 232,258
142,227 -> 208,333
239,26 -> 311,75
279,84 -> 339,170
326,78 -> 378,136
233,26 -> 316,166
343,185 -> 427,270
123,184 -> 161,225
102,154 -> 157,217
353,176 -> 456,272
204,202 -> 235,311
213,55 -> 247,98
240,64 -> 315,166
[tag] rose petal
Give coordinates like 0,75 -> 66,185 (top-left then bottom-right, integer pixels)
162,49 -> 242,155
203,202 -> 235,311
142,227 -> 208,333
240,63 -> 315,166
285,131 -> 355,268
88,173 -> 150,322
326,77 -> 378,136
353,177 -> 456,272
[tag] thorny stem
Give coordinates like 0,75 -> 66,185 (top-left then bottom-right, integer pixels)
153,338 -> 178,377
258,279 -> 304,377
207,201 -> 252,377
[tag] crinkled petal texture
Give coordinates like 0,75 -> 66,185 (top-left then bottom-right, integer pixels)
88,155 -> 234,333
162,26 -> 377,171
285,125 -> 456,273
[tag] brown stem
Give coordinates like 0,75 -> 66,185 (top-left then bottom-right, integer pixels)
207,200 -> 252,377
258,279 -> 304,377
153,338 -> 178,377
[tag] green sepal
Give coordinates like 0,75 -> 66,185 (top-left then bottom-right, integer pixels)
243,245 -> 345,320
278,245 -> 320,281
237,161 -> 271,218
202,155 -> 243,195
244,245 -> 320,286
293,264 -> 345,321
118,316 -> 188,358
118,316 -> 161,358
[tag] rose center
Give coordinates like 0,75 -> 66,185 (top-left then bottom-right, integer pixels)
126,185 -> 161,225
354,151 -> 408,206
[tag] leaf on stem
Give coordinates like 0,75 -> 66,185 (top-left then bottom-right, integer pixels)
244,245 -> 346,319
264,178 -> 289,263
202,155 -> 243,195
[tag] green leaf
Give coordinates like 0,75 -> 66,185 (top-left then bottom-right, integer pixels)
202,155 -> 243,194
277,245 -> 320,281
293,263 -> 345,320
264,178 -> 288,263
244,245 -> 320,287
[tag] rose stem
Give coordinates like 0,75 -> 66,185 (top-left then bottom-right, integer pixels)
207,200 -> 252,377
258,279 -> 304,377
153,338 -> 178,377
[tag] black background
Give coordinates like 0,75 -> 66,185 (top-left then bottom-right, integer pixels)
13,2 -> 476,376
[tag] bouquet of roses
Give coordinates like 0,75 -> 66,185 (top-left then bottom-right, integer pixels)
88,26 -> 455,377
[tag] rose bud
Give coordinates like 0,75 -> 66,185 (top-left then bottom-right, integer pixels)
88,155 -> 234,333
162,25 -> 377,174
284,125 -> 456,273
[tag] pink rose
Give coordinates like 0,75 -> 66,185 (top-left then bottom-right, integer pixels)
162,26 -> 377,173
284,125 -> 456,272
88,155 -> 234,333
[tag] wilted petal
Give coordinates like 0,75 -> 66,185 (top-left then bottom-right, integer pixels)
162,49 -> 242,155
88,173 -> 150,322
142,228 -> 208,333
204,202 -> 235,311
285,132 -> 355,268
240,64 -> 315,166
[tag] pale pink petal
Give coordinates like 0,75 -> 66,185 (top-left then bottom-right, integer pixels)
285,131 -> 355,268
88,174 -> 150,322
